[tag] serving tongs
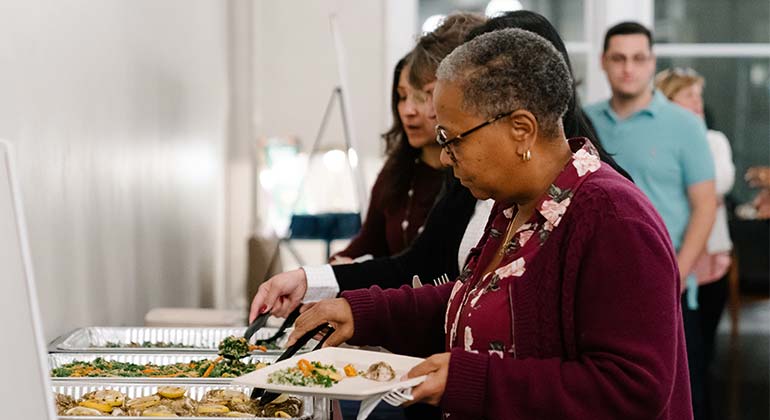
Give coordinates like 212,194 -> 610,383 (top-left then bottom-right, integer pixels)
200,313 -> 282,377
243,311 -> 272,343
251,323 -> 336,404
254,306 -> 303,347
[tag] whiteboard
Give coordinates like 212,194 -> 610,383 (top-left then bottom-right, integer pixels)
0,140 -> 57,419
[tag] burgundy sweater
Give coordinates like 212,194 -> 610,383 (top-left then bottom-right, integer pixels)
341,165 -> 692,419
334,160 -> 444,259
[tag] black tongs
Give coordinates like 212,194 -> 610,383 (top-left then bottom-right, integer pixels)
255,306 -> 302,346
244,306 -> 302,344
251,323 -> 335,404
243,311 -> 271,342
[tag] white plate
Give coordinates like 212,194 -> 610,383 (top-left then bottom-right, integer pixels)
233,347 -> 427,400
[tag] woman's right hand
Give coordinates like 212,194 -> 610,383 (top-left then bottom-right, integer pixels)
287,298 -> 354,348
248,269 -> 308,321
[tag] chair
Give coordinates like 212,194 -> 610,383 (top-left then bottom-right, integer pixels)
726,218 -> 770,339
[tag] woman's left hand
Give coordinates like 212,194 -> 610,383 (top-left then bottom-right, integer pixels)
403,352 -> 450,407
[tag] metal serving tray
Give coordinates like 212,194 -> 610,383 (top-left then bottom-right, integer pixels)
49,352 -> 277,384
49,327 -> 298,354
51,381 -> 317,419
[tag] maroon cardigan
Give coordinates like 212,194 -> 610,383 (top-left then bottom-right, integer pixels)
342,166 -> 692,419
334,160 -> 443,259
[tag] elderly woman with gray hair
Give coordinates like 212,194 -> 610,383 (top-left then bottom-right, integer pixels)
289,28 -> 692,419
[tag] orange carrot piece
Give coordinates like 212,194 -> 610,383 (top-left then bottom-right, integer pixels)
343,364 -> 357,377
202,356 -> 223,378
297,359 -> 313,376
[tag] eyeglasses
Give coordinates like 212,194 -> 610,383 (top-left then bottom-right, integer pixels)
435,111 -> 515,150
605,53 -> 652,66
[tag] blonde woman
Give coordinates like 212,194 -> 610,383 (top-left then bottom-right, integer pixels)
656,67 -> 736,417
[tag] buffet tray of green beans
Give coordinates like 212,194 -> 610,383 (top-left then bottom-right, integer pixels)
48,352 -> 278,384
49,327 -> 293,354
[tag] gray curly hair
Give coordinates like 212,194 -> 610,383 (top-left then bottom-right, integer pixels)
436,28 -> 573,138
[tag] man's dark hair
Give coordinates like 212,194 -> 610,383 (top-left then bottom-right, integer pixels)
603,21 -> 653,52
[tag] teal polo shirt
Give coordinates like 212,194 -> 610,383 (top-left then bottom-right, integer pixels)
584,90 -> 714,251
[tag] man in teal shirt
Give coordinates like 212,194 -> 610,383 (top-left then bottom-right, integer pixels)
584,21 -> 716,420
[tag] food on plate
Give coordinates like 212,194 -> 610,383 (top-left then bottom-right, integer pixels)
50,356 -> 267,378
363,361 -> 396,382
268,359 -> 343,388
343,364 -> 358,377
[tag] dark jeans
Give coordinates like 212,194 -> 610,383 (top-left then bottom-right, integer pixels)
698,275 -> 729,420
683,294 -> 705,420
683,276 -> 728,420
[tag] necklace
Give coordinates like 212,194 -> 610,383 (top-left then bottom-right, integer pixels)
499,207 -> 528,256
499,217 -> 517,256
401,158 -> 421,247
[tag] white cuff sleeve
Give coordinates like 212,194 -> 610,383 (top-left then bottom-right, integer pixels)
301,264 -> 339,302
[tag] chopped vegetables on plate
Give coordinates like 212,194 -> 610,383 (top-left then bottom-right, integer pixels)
268,359 -> 343,388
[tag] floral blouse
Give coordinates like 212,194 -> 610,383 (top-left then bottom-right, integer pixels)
444,137 -> 602,357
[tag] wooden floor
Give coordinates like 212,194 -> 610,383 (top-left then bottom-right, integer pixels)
711,299 -> 770,419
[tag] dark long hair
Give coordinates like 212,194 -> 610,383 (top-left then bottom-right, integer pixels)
379,54 -> 421,204
380,12 -> 487,204
466,11 -> 633,181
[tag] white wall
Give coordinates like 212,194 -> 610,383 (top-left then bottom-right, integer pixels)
0,0 -> 423,335
0,0 -> 231,340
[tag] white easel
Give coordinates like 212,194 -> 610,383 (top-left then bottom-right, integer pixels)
281,14 -> 369,262
0,140 -> 58,419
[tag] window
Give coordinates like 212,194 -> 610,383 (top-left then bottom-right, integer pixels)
656,57 -> 770,204
418,0 -> 585,41
654,0 -> 770,205
655,0 -> 770,43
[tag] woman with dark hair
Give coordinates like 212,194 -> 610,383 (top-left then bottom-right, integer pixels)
329,53 -> 445,263
331,13 -> 485,265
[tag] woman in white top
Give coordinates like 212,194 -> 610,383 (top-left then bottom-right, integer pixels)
656,67 -> 736,401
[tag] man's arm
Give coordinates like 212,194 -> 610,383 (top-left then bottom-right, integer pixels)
677,180 -> 717,288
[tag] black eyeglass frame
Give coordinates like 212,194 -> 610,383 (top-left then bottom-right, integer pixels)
434,111 -> 515,149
